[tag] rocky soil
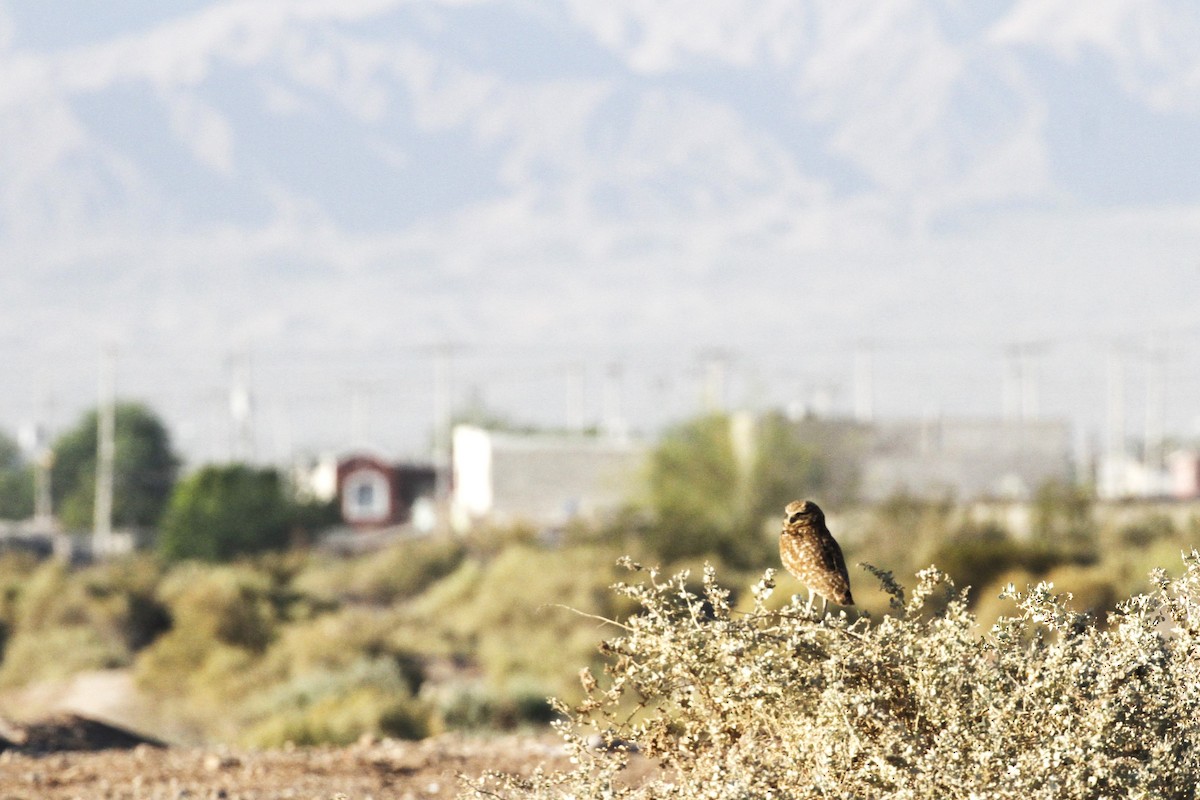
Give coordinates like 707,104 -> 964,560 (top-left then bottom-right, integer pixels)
0,716 -> 655,800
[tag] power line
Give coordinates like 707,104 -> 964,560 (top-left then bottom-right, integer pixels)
93,345 -> 117,557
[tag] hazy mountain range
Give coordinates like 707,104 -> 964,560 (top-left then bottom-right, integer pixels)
2,0 -> 1199,464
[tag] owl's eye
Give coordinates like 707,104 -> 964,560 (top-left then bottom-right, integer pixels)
788,512 -> 804,524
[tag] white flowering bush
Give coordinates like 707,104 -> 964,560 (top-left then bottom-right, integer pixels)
464,552 -> 1200,799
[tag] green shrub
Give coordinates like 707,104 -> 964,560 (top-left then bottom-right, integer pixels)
407,545 -> 630,699
250,606 -> 424,696
1031,478 -> 1095,548
860,492 -> 956,577
79,555 -> 171,651
640,413 -> 822,569
50,402 -> 179,530
435,680 -> 559,732
462,522 -> 541,560
929,535 -> 1089,605
0,625 -> 127,686
135,563 -> 290,703
0,567 -> 22,658
466,554 -> 1200,799
136,562 -> 431,745
1039,562 -> 1121,617
1118,513 -> 1177,548
172,564 -> 280,651
158,465 -> 293,562
242,657 -> 430,746
295,537 -> 466,606
0,556 -> 170,687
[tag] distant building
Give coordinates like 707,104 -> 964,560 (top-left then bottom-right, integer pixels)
291,454 -> 339,503
448,415 -> 1073,529
1097,453 -> 1172,500
335,454 -> 437,530
451,425 -> 647,529
1168,450 -> 1200,500
855,417 -> 1073,502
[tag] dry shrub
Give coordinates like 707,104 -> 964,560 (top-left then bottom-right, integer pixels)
234,605 -> 430,745
135,562 -> 432,745
140,563 -> 280,675
1119,514 -> 1178,549
928,535 -> 1085,607
0,625 -> 127,686
133,562 -> 299,741
436,680 -> 560,732
255,606 -> 421,688
0,556 -> 169,687
241,657 -> 430,746
407,545 -> 632,701
466,553 -> 1200,799
1038,563 -> 1121,618
972,566 -> 1037,627
295,537 -> 466,606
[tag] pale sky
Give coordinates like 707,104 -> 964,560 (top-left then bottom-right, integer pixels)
2,0 -> 1199,465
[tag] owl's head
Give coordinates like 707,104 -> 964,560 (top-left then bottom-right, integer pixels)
785,499 -> 824,525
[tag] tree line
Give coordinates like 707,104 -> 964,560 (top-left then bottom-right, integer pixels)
0,402 -> 336,561
2,402 -> 845,569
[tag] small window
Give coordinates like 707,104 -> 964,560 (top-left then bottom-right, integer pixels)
342,469 -> 390,523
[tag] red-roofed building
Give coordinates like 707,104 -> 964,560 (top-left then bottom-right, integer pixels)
336,454 -> 436,529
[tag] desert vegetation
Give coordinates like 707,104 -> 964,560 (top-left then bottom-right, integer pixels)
4,408 -> 1200,796
0,534 -> 638,745
467,553 -> 1200,798
1,496 -> 1198,756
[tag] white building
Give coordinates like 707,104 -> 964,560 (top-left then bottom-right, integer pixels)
1096,453 -> 1172,500
857,417 -> 1074,502
451,425 -> 647,529
1169,450 -> 1200,499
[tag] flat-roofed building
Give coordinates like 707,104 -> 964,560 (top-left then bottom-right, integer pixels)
451,425 -> 647,529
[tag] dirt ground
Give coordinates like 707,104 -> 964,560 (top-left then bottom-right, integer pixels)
0,723 -> 651,800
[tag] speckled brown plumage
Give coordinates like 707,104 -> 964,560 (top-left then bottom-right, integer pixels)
779,499 -> 853,607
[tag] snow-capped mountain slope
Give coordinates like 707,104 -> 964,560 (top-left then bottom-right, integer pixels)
1,0 -> 1198,460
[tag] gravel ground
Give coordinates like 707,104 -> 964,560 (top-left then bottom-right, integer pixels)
0,724 -> 654,800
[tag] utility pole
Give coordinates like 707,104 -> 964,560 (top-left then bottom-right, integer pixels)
93,345 -> 116,558
351,385 -> 365,447
601,362 -> 627,439
33,436 -> 53,525
1004,341 -> 1046,421
565,362 -> 586,432
700,348 -> 730,413
1144,339 -> 1166,469
1105,347 -> 1126,461
346,380 -> 379,450
1020,347 -> 1039,420
27,384 -> 55,526
229,349 -> 255,462
1102,345 -> 1128,499
431,343 -> 461,520
853,343 -> 874,423
1002,348 -> 1020,421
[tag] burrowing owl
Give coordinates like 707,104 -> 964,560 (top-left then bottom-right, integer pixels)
779,499 -> 853,613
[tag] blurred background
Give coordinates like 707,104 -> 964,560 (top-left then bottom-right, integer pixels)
1,0 -> 1200,750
